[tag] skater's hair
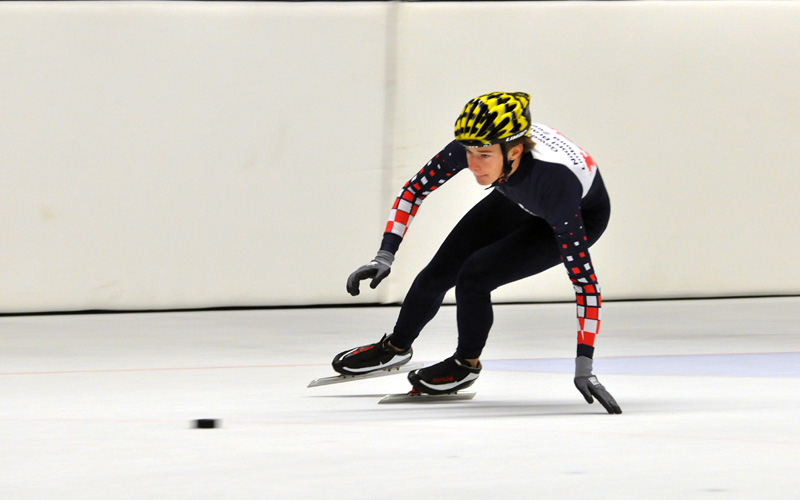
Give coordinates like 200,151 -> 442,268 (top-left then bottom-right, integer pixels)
506,135 -> 536,154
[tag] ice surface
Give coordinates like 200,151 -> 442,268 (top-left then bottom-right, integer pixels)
1,298 -> 798,499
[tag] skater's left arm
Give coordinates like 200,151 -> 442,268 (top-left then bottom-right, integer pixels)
574,356 -> 621,414
543,179 -> 621,414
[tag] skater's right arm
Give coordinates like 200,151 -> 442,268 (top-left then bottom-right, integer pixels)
346,142 -> 467,296
346,250 -> 394,296
379,141 -> 467,254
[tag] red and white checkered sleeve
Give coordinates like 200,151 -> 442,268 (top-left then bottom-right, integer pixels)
553,212 -> 602,358
380,143 -> 466,254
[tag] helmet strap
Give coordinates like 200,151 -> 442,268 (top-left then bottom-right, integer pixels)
488,142 -> 514,188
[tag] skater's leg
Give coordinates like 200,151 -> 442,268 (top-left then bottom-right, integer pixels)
454,206 -> 610,359
389,191 -> 533,349
405,202 -> 610,394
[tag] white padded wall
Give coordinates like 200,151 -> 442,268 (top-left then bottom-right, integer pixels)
1,1 -> 798,313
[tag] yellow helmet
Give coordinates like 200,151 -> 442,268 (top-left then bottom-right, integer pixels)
454,92 -> 531,148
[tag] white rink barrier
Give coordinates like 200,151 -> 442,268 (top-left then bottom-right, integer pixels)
1,1 -> 798,313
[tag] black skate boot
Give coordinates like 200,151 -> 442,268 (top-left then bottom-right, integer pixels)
408,354 -> 481,395
332,334 -> 413,375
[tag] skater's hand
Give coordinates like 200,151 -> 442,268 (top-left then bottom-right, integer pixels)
346,250 -> 394,296
574,375 -> 621,414
574,356 -> 622,414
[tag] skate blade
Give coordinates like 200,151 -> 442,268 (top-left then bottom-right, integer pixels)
378,389 -> 476,404
308,363 -> 424,388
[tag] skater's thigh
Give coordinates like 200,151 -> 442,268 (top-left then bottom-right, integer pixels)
457,217 -> 562,292
420,191 -> 536,282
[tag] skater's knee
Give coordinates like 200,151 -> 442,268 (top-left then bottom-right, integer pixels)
413,265 -> 454,294
455,263 -> 491,296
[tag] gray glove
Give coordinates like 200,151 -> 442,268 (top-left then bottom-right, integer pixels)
574,356 -> 622,414
346,250 -> 394,296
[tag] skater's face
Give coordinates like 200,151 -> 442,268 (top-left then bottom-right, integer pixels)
465,143 -> 522,186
